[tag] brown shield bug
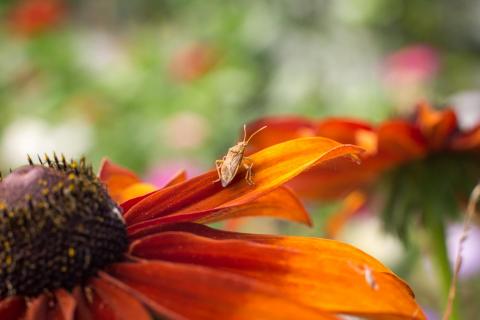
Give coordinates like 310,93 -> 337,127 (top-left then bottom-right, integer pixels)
214,124 -> 267,187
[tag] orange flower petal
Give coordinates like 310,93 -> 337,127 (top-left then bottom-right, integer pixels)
163,169 -> 187,188
110,261 -> 336,320
98,158 -> 142,203
54,289 -> 76,320
451,125 -> 480,151
246,117 -> 317,153
98,158 -> 158,204
25,294 -> 48,320
316,118 -> 373,145
90,277 -> 152,320
416,101 -> 458,149
127,186 -> 311,235
124,137 -> 363,225
120,183 -> 158,204
377,120 -> 427,159
196,185 -> 311,225
129,229 -> 424,319
0,296 -> 25,320
72,287 -> 93,320
86,286 -> 116,320
325,191 -> 367,238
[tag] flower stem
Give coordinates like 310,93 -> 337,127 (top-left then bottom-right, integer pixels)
426,211 -> 460,320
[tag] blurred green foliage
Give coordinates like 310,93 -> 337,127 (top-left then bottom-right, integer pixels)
1,0 -> 479,173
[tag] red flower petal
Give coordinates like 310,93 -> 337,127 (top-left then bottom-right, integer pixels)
163,169 -> 187,188
416,101 -> 458,149
98,158 -> 143,203
246,117 -> 317,153
377,120 -> 427,159
109,261 -> 336,320
85,286 -> 116,320
25,294 -> 47,320
451,125 -> 480,151
0,296 -> 25,320
90,276 -> 152,320
98,271 -> 183,320
127,186 -> 311,236
124,137 -> 363,225
128,228 -> 424,319
316,118 -> 373,145
54,289 -> 76,320
72,287 -> 93,320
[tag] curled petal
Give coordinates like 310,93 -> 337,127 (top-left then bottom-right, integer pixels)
109,261 -> 336,320
129,229 -> 424,319
125,137 -> 363,224
127,186 -> 311,235
416,101 -> 458,149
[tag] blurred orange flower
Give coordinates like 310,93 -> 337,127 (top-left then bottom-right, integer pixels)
169,43 -> 219,82
247,102 -> 480,236
8,0 -> 64,36
0,138 -> 425,319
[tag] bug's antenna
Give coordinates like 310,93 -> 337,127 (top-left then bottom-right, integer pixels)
242,124 -> 247,142
246,125 -> 267,144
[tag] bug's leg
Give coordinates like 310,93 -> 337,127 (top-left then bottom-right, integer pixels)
213,159 -> 224,183
243,157 -> 254,185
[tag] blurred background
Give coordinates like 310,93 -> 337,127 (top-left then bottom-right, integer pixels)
1,0 -> 480,318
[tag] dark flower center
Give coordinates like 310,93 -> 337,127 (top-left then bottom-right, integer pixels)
0,156 -> 127,298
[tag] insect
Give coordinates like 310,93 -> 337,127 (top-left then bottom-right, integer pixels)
214,124 -> 267,187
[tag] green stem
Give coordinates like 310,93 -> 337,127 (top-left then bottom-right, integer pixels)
426,212 -> 460,320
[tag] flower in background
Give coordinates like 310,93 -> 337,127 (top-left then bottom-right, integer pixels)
169,43 -> 219,82
144,159 -> 202,188
8,0 -> 64,36
0,138 -> 425,319
247,102 -> 480,318
162,111 -> 209,150
247,102 -> 480,234
382,45 -> 439,111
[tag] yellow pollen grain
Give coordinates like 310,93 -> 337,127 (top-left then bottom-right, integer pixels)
68,173 -> 76,180
0,202 -> 5,210
5,256 -> 12,266
3,241 -> 10,251
68,247 -> 76,257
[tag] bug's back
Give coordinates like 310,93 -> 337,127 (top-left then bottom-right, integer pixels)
220,143 -> 245,187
